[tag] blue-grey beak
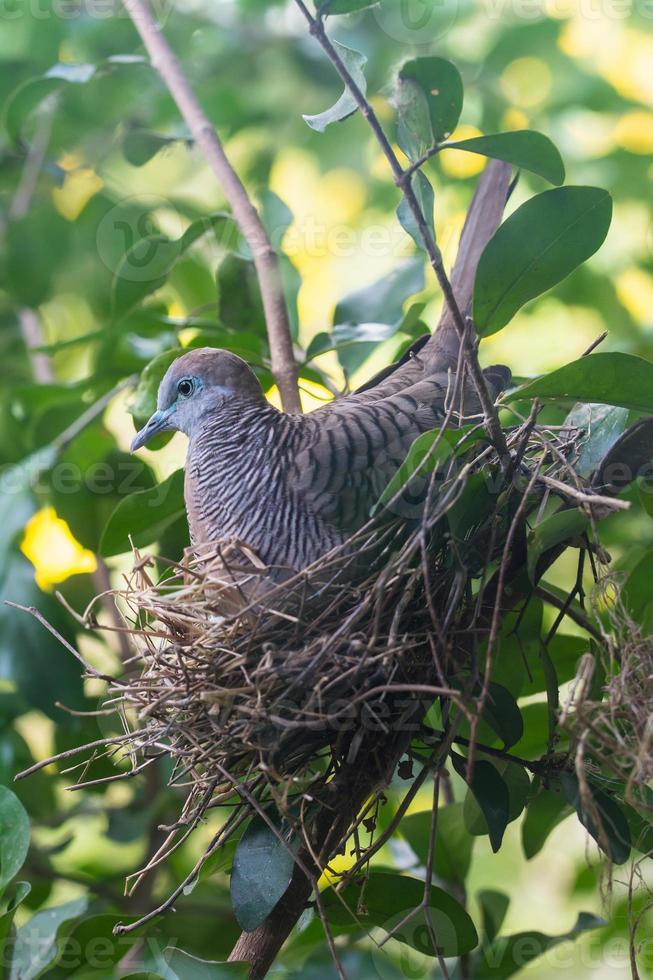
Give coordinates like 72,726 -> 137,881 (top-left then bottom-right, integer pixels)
130,409 -> 173,452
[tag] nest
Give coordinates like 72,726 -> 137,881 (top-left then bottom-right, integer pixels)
19,408 -> 636,933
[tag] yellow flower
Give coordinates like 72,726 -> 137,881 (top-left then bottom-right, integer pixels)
21,507 -> 96,591
614,111 -> 653,155
52,168 -> 103,222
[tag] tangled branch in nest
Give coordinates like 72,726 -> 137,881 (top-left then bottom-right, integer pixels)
562,579 -> 653,813
17,411 -> 630,935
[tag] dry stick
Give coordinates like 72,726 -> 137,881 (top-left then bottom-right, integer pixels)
121,0 -> 300,413
294,0 -> 508,463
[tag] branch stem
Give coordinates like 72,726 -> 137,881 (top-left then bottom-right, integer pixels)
122,0 -> 300,413
296,1 -> 508,460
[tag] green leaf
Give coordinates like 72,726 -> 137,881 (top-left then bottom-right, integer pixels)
230,816 -> 295,932
591,416 -> 653,494
303,41 -> 367,133
462,758 -> 530,843
509,352 -> 653,414
521,786 -> 571,860
474,187 -> 612,336
396,171 -> 435,250
477,890 -> 510,944
622,551 -> 653,620
9,897 -> 87,980
445,131 -> 564,185
100,469 -> 186,557
332,258 -> 425,374
477,912 -> 605,978
561,773 -> 631,865
0,556 -> 86,724
4,64 -> 96,144
527,509 -> 589,582
396,58 -> 463,161
376,430 -> 452,510
565,403 -> 630,478
323,871 -> 478,957
0,788 -> 29,895
112,213 -> 244,319
0,880 -> 31,972
123,130 -> 185,166
451,753 -> 510,852
157,948 -> 249,980
401,803 -> 473,884
480,683 -> 524,750
128,349 -> 183,430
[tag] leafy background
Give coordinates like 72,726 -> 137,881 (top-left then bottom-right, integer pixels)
1,0 -> 653,976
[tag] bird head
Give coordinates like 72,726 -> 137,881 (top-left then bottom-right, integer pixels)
130,347 -> 265,451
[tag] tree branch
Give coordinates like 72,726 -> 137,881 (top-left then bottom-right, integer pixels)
294,0 -> 508,461
122,0 -> 301,413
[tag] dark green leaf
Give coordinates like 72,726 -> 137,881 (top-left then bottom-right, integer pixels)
521,786 -> 571,860
303,41 -> 366,133
323,871 -> 478,957
396,58 -> 463,161
230,816 -> 295,932
0,787 -> 29,895
477,912 -> 605,979
100,469 -> 186,557
463,758 -> 530,842
452,752 -> 510,852
123,130 -> 185,166
561,773 -> 631,865
151,948 -> 249,980
396,171 -> 435,250
401,803 -> 473,884
446,131 -> 564,185
474,187 -> 612,336
622,551 -> 653,620
480,683 -> 524,749
509,353 -> 653,414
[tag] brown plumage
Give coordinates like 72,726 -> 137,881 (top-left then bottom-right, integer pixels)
131,161 -> 513,573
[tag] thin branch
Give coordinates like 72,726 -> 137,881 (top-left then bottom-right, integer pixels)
294,0 -> 508,461
121,0 -> 300,413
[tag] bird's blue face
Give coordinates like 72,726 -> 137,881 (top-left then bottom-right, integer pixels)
131,374 -> 206,451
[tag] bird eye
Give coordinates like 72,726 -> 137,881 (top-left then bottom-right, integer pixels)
177,378 -> 194,398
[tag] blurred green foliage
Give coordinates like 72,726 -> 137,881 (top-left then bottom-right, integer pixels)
1,0 -> 653,977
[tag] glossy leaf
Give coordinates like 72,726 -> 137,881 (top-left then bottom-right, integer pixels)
100,468 -> 186,557
303,41 -> 367,133
324,871 -> 478,957
480,682 -> 524,749
474,187 -> 612,335
451,752 -> 511,852
396,57 -> 463,160
477,890 -> 510,944
396,171 -> 435,250
591,416 -> 653,494
508,352 -> 653,414
561,773 -> 631,865
230,816 -> 295,932
161,949 -> 249,979
0,787 -> 30,894
446,131 -> 564,185
463,758 -> 530,841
